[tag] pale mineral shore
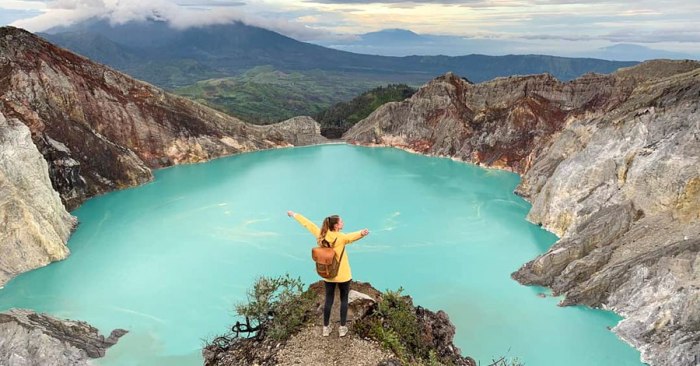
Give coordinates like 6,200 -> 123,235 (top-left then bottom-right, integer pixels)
0,24 -> 698,366
346,141 -> 523,173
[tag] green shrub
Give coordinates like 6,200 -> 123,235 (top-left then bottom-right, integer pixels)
427,350 -> 447,366
376,288 -> 429,359
488,357 -> 524,366
230,274 -> 315,342
355,287 -> 450,365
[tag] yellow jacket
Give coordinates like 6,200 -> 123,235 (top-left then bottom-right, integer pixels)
293,213 -> 364,283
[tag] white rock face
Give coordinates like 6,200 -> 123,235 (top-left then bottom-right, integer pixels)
513,69 -> 700,366
0,113 -> 76,287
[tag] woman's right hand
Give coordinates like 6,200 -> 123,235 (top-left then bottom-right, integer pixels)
361,229 -> 369,236
287,211 -> 295,217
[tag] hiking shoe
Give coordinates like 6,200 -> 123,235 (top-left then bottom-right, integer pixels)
322,326 -> 331,337
338,325 -> 349,337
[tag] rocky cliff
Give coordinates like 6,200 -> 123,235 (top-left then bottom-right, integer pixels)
344,60 -> 700,366
0,26 -> 326,287
0,113 -> 75,286
0,308 -> 127,366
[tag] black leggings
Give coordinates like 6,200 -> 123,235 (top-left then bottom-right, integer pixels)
324,280 -> 350,326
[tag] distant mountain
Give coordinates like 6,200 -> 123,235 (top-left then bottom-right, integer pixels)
317,28 -> 526,57
360,29 -> 425,43
585,44 -> 697,61
317,28 -> 699,61
41,19 -> 637,90
42,31 -> 140,69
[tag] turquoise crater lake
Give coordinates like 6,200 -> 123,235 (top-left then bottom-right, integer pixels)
0,144 -> 643,366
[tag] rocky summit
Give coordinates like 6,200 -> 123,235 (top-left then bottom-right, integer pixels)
0,26 -> 327,287
204,281 -> 476,366
344,60 -> 700,366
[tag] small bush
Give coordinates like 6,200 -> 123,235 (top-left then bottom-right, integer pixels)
234,274 -> 315,341
208,274 -> 315,351
488,357 -> 524,366
376,288 -> 429,359
355,287 -> 451,366
427,350 -> 447,366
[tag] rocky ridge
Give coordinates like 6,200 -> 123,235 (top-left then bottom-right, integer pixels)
344,60 -> 700,366
0,308 -> 127,366
0,26 -> 326,287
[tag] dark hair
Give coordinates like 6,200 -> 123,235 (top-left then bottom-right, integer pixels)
318,215 -> 340,246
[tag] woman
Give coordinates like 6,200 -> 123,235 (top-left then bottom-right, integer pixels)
287,210 -> 369,337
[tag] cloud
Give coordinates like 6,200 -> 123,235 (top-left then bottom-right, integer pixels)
176,0 -> 245,6
305,0 -> 526,8
306,0 -> 478,3
0,9 -> 42,26
8,0 -> 343,41
605,29 -> 700,43
5,0 -> 700,52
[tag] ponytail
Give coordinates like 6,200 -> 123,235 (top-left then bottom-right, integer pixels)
318,215 -> 340,247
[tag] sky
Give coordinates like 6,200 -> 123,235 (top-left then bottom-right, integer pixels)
2,0 -> 700,56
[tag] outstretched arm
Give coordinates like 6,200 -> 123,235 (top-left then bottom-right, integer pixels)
288,211 -> 320,237
342,229 -> 369,244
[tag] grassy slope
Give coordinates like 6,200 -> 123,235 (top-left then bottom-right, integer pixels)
315,84 -> 416,138
174,66 -> 421,124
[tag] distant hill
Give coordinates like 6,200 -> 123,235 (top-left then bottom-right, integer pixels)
174,66 -> 413,124
315,84 -> 416,138
586,44 -> 696,61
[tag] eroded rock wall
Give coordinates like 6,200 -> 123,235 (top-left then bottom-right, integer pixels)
345,60 -> 700,366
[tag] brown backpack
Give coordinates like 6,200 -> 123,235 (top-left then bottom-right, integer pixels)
311,238 -> 344,279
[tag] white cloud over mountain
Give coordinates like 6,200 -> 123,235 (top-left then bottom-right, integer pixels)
2,0 -> 699,57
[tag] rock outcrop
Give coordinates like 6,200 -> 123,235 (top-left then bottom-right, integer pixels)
204,281 -> 474,366
0,113 -> 76,286
0,308 -> 127,366
344,60 -> 700,366
0,26 -> 326,286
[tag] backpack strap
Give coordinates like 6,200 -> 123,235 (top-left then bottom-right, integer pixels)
321,237 -> 338,248
338,243 -> 345,262
324,237 -> 344,262
329,238 -> 345,262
